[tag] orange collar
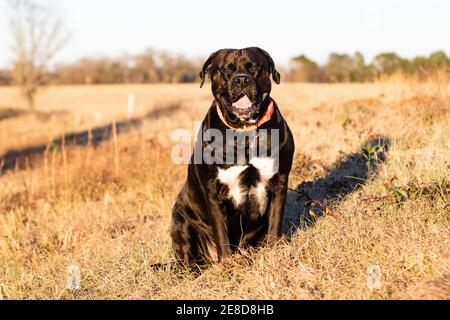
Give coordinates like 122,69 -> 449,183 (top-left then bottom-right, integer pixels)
216,99 -> 275,132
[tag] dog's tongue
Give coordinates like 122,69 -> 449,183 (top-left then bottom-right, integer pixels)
232,95 -> 253,109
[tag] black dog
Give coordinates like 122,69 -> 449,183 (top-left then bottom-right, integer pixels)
171,48 -> 295,265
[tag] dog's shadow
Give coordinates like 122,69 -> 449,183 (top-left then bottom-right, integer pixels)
282,136 -> 391,236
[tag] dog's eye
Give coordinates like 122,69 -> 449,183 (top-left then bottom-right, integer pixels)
222,64 -> 235,74
247,64 -> 260,73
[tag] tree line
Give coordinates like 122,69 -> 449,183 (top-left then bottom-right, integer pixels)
285,50 -> 450,82
51,49 -> 203,85
1,49 -> 448,87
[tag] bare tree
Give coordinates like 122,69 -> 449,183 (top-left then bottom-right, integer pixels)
8,0 -> 69,111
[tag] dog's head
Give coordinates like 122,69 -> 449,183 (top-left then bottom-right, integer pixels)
200,47 -> 280,128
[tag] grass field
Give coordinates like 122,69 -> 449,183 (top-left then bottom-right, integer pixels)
0,79 -> 449,299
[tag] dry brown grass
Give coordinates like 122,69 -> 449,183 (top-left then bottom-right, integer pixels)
0,80 -> 449,300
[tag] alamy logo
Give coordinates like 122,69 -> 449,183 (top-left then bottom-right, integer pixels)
171,121 -> 280,170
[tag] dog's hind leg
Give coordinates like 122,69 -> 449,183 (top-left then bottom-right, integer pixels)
171,208 -> 221,267
171,205 -> 217,267
171,209 -> 195,265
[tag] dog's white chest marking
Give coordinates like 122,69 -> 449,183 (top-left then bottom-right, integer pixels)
249,157 -> 277,213
217,157 -> 277,212
249,157 -> 277,180
217,165 -> 248,206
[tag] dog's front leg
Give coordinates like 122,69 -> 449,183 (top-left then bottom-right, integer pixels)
266,174 -> 289,244
206,181 -> 231,260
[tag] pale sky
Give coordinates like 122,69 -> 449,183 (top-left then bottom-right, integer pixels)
0,0 -> 449,68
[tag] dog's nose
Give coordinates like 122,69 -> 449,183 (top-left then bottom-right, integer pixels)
233,74 -> 251,88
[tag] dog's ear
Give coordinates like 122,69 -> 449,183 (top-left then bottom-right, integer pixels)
253,47 -> 281,85
199,50 -> 223,88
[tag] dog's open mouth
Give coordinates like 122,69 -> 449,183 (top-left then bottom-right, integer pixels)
229,94 -> 260,123
232,94 -> 254,110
